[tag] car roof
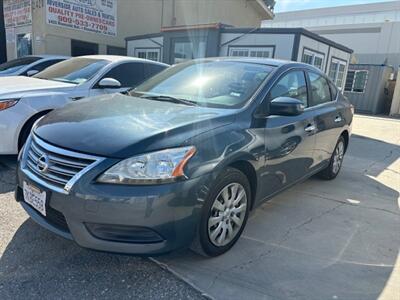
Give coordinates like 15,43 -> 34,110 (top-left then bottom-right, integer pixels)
23,54 -> 70,60
79,55 -> 169,66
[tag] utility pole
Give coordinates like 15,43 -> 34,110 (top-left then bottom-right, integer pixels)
0,0 -> 7,63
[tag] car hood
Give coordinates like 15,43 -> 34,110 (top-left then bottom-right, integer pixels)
0,76 -> 76,97
35,93 -> 236,158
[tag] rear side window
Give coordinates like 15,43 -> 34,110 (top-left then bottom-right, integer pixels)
25,59 -> 65,74
269,70 -> 308,107
145,63 -> 167,79
101,62 -> 145,88
308,72 -> 331,106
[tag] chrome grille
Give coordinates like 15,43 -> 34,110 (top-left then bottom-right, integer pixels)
23,134 -> 103,193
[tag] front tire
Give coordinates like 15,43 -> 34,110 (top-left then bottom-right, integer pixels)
318,136 -> 346,180
191,168 -> 251,257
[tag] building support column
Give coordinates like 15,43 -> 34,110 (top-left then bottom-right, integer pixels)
0,0 -> 7,63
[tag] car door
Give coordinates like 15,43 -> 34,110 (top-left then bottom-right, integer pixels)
306,71 -> 344,167
89,62 -> 146,96
258,69 -> 317,200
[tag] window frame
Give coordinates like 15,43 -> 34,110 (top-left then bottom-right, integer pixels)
134,48 -> 161,62
328,57 -> 347,90
265,68 -> 310,111
301,47 -> 325,71
344,70 -> 368,93
228,45 -> 276,59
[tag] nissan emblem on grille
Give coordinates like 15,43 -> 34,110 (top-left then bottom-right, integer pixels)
37,154 -> 50,173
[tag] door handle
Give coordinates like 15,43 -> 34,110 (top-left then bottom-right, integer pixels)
334,116 -> 342,123
305,124 -> 316,132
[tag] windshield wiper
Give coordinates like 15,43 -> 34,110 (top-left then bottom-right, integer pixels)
141,95 -> 198,106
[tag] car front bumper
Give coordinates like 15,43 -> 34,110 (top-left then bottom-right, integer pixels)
15,161 -> 212,255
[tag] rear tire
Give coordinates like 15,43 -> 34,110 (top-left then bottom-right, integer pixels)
190,167 -> 251,257
318,136 -> 345,180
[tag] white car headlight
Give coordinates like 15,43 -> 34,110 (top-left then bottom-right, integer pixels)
97,146 -> 196,185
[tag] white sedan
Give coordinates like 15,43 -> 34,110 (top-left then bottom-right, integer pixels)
0,55 -> 169,155
0,55 -> 69,77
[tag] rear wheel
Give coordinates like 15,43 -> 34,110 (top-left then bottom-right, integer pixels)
191,168 -> 250,257
318,136 -> 345,180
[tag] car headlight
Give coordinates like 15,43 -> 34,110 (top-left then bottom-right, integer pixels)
0,98 -> 19,111
97,146 -> 196,185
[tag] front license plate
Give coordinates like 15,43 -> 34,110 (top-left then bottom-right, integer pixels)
23,181 -> 47,216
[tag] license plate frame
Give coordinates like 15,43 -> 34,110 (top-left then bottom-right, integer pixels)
23,181 -> 47,216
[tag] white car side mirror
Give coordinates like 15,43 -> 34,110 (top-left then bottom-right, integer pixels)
27,70 -> 39,77
98,78 -> 122,88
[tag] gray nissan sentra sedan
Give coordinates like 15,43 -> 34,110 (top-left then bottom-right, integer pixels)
15,58 -> 353,257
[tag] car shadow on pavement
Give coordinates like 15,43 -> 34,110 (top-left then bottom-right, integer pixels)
0,156 -> 17,194
0,219 -> 203,299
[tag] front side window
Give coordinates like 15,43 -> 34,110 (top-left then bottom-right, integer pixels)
345,70 -> 368,93
301,49 -> 324,70
33,58 -> 109,84
132,60 -> 275,108
0,56 -> 41,75
269,70 -> 308,107
308,72 -> 332,106
328,58 -> 347,89
229,47 -> 274,59
99,62 -> 145,88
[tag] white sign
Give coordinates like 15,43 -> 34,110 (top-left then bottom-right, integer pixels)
46,0 -> 117,36
3,0 -> 32,28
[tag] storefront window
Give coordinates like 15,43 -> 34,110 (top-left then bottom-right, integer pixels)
16,33 -> 32,57
135,49 -> 161,62
301,48 -> 324,70
173,39 -> 206,64
229,47 -> 274,58
329,58 -> 347,89
345,70 -> 368,93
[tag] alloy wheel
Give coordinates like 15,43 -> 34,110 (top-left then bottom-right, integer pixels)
332,140 -> 345,174
208,183 -> 247,247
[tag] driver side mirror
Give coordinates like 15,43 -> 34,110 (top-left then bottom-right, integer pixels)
98,78 -> 122,89
270,97 -> 305,116
26,70 -> 39,77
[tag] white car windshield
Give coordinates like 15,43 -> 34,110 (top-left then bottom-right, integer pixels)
34,57 -> 109,84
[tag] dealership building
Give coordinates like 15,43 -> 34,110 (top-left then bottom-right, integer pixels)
2,0 -> 274,60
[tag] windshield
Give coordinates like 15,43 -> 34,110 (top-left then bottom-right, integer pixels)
132,60 -> 274,108
0,56 -> 41,74
33,57 -> 109,84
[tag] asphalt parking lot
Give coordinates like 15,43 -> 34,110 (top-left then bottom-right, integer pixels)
0,114 -> 399,300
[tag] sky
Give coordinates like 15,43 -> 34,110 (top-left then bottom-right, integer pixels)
274,0 -> 394,12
